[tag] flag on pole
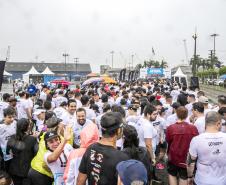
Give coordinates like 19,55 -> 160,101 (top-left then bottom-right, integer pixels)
152,47 -> 155,55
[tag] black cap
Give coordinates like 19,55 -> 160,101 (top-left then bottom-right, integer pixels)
101,112 -> 123,132
44,131 -> 59,142
45,117 -> 62,128
171,102 -> 181,109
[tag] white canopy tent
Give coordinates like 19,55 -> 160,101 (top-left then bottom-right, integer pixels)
23,66 -> 40,83
172,67 -> 188,85
3,70 -> 12,76
41,66 -> 54,75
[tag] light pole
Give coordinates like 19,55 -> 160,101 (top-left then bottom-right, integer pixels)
210,33 -> 219,57
192,32 -> 197,76
131,54 -> 134,69
63,53 -> 69,76
110,51 -> 114,68
74,58 -> 79,75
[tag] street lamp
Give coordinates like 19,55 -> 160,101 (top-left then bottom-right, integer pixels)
63,53 -> 69,76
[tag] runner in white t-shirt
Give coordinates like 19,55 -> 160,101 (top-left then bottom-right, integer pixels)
0,93 -> 10,121
54,91 -> 68,108
53,102 -> 67,120
73,108 -> 92,146
0,108 -> 16,164
192,102 -> 205,134
188,111 -> 226,185
44,127 -> 73,185
137,104 -> 158,164
185,94 -> 196,117
81,95 -> 96,123
61,99 -> 77,126
17,92 -> 31,119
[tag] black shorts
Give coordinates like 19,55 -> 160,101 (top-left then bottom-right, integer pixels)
167,162 -> 188,180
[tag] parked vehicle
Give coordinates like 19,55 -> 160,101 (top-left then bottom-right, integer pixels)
207,79 -> 214,85
214,79 -> 224,86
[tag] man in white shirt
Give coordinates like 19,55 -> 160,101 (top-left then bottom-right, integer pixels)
0,93 -> 10,121
39,85 -> 48,101
73,108 -> 92,147
81,95 -> 96,123
186,94 -> 196,116
192,102 -> 205,134
61,99 -> 77,126
188,111 -> 226,185
198,96 -> 212,115
74,92 -> 82,109
53,101 -> 67,120
33,108 -> 46,132
17,91 -> 32,120
170,86 -> 180,103
166,102 -> 181,128
219,107 -> 226,133
54,91 -> 68,108
0,107 -> 16,171
137,104 -> 158,164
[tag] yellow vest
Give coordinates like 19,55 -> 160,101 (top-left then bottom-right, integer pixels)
31,133 -> 53,178
31,131 -> 73,178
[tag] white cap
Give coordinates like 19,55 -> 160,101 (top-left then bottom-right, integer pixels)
33,109 -> 46,115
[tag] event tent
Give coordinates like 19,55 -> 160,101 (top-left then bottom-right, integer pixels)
3,70 -> 12,76
41,66 -> 55,75
172,67 -> 188,85
23,66 -> 40,82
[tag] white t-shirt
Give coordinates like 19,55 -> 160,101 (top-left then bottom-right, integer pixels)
75,99 -> 82,109
170,90 -> 180,102
61,112 -> 76,126
27,98 -> 33,109
54,96 -> 68,108
137,117 -> 157,151
166,113 -> 190,128
0,121 -> 16,161
166,114 -> 177,128
194,116 -> 206,134
151,116 -> 165,146
204,108 -> 212,116
72,119 -> 93,146
185,103 -> 193,117
36,119 -> 45,132
53,107 -> 67,119
0,102 -> 9,121
17,99 -> 30,119
189,132 -> 226,185
44,143 -> 73,185
40,91 -> 47,101
83,107 -> 96,121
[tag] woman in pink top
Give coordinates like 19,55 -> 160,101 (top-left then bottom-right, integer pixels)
63,123 -> 99,185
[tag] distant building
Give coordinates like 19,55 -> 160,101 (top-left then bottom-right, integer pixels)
5,62 -> 92,80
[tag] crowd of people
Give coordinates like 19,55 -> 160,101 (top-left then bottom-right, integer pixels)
0,79 -> 225,185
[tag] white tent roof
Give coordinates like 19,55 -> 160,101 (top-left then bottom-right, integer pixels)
24,66 -> 40,75
41,66 -> 54,75
172,67 -> 186,77
3,70 -> 12,76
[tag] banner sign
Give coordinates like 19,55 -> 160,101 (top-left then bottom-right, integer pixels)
147,68 -> 164,77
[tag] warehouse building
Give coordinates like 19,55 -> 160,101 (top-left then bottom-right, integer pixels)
5,62 -> 92,80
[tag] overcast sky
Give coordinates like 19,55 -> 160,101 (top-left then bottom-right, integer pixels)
0,0 -> 226,72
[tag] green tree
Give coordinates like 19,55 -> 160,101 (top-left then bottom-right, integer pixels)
160,60 -> 168,68
219,66 -> 226,76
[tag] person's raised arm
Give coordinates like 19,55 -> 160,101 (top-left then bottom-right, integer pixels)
47,126 -> 71,163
